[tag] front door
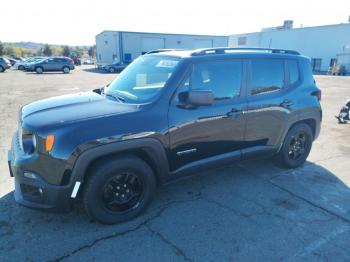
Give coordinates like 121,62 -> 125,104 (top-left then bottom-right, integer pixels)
167,59 -> 247,171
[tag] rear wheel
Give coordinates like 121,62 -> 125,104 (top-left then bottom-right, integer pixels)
274,123 -> 313,168
109,67 -> 115,73
83,156 -> 156,224
35,67 -> 43,74
63,66 -> 70,74
18,65 -> 25,70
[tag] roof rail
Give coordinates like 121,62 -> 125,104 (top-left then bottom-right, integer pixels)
191,47 -> 300,56
146,49 -> 186,54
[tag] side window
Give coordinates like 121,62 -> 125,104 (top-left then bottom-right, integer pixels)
287,60 -> 299,86
250,59 -> 284,95
191,60 -> 242,100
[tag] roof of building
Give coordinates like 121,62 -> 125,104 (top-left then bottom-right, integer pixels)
96,30 -> 227,38
230,22 -> 350,37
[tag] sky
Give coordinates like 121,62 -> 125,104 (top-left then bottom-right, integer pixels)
1,0 -> 349,46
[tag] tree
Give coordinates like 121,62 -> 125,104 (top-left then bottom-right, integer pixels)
88,45 -> 96,58
4,45 -> 15,56
52,47 -> 63,56
0,41 -> 4,56
62,45 -> 70,57
43,44 -> 52,56
74,47 -> 84,58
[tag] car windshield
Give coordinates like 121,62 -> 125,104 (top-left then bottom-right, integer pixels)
105,56 -> 180,103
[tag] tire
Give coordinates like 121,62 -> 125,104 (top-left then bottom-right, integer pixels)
274,123 -> 313,168
63,66 -> 70,74
0,66 -> 4,72
83,156 -> 156,224
109,67 -> 115,73
18,65 -> 25,70
35,67 -> 43,74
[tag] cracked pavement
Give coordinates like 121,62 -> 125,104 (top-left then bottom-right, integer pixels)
0,68 -> 350,261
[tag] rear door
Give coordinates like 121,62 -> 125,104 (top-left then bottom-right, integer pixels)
167,58 -> 247,171
244,58 -> 296,155
44,58 -> 56,71
52,58 -> 64,70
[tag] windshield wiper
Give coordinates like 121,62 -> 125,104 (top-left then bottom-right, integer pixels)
105,93 -> 125,103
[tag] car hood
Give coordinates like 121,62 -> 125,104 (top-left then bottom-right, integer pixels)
21,91 -> 140,129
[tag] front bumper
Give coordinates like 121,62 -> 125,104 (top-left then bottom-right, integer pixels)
8,133 -> 74,212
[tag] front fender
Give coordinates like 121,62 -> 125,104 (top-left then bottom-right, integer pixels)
70,138 -> 170,185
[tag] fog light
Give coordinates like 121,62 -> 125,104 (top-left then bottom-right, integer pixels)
23,172 -> 37,179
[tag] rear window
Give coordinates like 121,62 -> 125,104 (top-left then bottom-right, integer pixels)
250,59 -> 285,95
1,58 -> 10,63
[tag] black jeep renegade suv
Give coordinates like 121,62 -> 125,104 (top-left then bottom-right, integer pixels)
8,48 -> 322,224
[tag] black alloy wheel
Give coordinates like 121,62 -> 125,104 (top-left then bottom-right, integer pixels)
102,172 -> 143,213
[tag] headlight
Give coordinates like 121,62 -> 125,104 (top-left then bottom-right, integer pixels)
32,134 -> 37,149
18,128 -> 23,151
21,131 -> 36,154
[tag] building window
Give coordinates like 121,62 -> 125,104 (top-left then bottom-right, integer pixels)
311,58 -> 322,72
238,37 -> 247,46
330,58 -> 337,67
98,54 -> 101,61
104,40 -> 108,44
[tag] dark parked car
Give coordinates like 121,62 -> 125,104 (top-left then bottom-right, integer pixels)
100,61 -> 130,73
8,48 -> 322,224
26,57 -> 75,74
0,57 -> 12,72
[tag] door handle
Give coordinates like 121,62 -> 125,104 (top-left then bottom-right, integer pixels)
280,99 -> 294,108
227,108 -> 243,117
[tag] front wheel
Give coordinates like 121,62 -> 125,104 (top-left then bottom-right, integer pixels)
274,123 -> 313,168
83,156 -> 156,224
0,66 -> 4,72
18,65 -> 25,70
35,67 -> 43,74
109,67 -> 115,73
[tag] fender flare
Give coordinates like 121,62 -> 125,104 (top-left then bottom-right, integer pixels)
276,110 -> 321,152
70,138 -> 170,185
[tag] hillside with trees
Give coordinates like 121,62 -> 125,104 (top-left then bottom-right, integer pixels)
0,41 -> 94,59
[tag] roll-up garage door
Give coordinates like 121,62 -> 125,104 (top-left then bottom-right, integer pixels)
141,37 -> 165,54
194,39 -> 213,48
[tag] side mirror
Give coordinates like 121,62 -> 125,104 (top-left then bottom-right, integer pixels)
187,89 -> 214,106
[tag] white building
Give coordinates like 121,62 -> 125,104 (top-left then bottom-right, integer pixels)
96,31 -> 228,65
229,21 -> 350,72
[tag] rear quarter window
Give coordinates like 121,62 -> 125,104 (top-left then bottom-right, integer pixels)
287,60 -> 300,86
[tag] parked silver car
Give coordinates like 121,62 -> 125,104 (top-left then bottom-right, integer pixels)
26,57 -> 75,74
15,57 -> 45,70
